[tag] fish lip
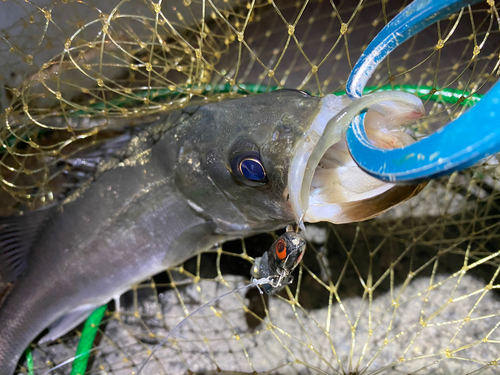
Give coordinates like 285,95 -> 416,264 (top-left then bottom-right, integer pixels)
288,94 -> 348,226
287,93 -> 425,227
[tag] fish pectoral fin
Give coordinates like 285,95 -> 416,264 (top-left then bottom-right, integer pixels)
0,205 -> 55,282
165,221 -> 221,267
38,304 -> 98,344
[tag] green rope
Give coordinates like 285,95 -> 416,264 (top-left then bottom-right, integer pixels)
77,83 -> 482,114
24,346 -> 34,375
69,305 -> 107,375
1,84 -> 484,150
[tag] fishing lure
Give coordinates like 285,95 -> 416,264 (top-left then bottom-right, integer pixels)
251,225 -> 306,295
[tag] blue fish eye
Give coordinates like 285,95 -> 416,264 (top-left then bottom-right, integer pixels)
230,151 -> 268,184
239,158 -> 266,181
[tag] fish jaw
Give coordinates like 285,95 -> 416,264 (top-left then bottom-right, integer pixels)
287,94 -> 351,224
288,92 -> 426,225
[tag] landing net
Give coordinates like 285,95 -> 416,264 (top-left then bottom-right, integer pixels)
0,0 -> 499,374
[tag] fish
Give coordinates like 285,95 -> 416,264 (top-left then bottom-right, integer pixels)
0,89 -> 425,374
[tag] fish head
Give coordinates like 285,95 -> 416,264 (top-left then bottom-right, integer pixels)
171,89 -> 321,233
171,89 -> 425,235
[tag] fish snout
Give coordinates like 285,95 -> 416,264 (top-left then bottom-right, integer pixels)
287,92 -> 426,225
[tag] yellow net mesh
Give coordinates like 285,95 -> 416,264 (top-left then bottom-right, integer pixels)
1,0 -> 500,373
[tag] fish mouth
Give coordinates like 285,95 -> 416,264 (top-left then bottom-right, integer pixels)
288,93 -> 426,226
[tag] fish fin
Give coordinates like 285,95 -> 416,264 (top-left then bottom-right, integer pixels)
53,132 -> 140,192
165,221 -> 222,267
48,111 -> 188,198
0,206 -> 54,282
38,304 -> 97,344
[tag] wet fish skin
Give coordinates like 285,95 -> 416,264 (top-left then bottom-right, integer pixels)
171,90 -> 323,232
0,90 -> 322,375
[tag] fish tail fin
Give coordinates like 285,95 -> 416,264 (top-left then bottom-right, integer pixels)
0,278 -> 41,375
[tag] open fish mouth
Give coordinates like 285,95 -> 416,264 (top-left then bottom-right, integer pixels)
288,92 -> 426,225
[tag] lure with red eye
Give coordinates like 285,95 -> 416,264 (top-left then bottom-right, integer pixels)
251,226 -> 306,295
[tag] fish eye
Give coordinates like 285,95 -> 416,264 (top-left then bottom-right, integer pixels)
240,158 -> 265,181
230,151 -> 269,184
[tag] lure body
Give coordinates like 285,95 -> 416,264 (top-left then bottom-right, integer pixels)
252,226 -> 306,295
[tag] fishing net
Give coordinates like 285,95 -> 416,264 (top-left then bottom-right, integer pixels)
1,0 -> 500,373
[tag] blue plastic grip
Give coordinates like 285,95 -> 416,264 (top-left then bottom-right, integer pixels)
346,0 -> 485,100
345,0 -> 499,183
346,80 -> 500,183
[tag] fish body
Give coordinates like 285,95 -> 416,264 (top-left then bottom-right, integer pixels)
0,90 -> 424,374
0,90 -> 321,374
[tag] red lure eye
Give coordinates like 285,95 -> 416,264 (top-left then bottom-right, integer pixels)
275,239 -> 287,260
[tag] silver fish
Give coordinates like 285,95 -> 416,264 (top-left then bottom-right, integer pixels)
0,89 -> 424,374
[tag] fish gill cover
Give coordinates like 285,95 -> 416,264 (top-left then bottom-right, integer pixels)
0,0 -> 499,374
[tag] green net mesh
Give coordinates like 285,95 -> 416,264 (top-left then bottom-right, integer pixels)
1,0 -> 500,373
